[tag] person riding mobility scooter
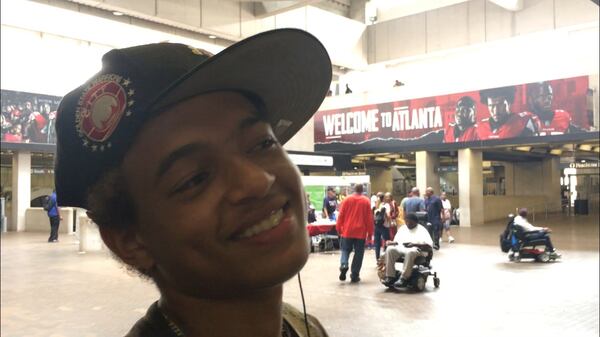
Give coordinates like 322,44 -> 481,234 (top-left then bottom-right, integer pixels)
377,213 -> 440,292
500,209 -> 561,263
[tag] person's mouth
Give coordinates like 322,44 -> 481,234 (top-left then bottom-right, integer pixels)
233,202 -> 291,240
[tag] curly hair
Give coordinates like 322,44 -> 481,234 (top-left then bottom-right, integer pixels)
86,168 -> 137,230
86,169 -> 154,279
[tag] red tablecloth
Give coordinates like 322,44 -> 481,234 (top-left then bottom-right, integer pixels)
307,223 -> 336,236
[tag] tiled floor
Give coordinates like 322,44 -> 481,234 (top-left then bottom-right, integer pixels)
1,213 -> 598,337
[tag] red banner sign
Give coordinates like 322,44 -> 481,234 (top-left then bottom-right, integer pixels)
315,76 -> 591,149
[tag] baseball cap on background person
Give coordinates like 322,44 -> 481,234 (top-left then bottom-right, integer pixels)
55,28 -> 331,209
54,28 -> 331,337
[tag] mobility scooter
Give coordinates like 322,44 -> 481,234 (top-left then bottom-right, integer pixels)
500,214 -> 561,263
377,212 -> 440,292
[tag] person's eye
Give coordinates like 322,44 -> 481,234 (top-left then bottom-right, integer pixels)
171,172 -> 210,195
251,136 -> 279,153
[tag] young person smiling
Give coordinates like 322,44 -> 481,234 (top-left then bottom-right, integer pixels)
54,29 -> 331,337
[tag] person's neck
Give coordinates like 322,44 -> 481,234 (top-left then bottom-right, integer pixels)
158,285 -> 284,337
538,110 -> 554,124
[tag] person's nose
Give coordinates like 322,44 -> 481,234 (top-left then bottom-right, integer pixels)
223,156 -> 276,205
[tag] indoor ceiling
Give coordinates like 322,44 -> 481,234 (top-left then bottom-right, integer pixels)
350,140 -> 600,167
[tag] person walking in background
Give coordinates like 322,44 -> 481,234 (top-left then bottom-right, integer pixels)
336,184 -> 374,283
424,187 -> 443,250
371,192 -> 383,211
399,191 -> 411,214
386,192 -> 400,239
322,187 -> 338,221
337,190 -> 347,204
373,193 -> 390,261
440,192 -> 455,243
370,193 -> 378,210
403,187 -> 425,213
45,190 -> 61,242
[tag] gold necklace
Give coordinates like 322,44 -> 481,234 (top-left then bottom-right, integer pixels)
159,307 -> 185,337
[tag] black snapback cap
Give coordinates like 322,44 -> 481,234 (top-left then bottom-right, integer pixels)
55,28 -> 332,209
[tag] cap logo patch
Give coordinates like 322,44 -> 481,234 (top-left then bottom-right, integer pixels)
274,119 -> 293,136
188,45 -> 213,57
75,74 -> 134,151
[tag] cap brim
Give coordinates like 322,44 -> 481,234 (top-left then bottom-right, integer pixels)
150,29 -> 332,144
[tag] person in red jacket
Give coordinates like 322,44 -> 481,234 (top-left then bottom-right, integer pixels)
335,184 -> 374,283
444,96 -> 479,143
478,86 -> 537,140
526,82 -> 583,135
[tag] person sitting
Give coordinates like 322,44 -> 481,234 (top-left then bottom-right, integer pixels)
382,213 -> 433,288
513,208 -> 561,258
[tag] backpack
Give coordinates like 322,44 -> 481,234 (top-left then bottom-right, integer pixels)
499,217 -> 514,253
43,195 -> 53,212
374,207 -> 386,227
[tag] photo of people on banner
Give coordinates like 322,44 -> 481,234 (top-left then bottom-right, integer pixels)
1,89 -> 62,144
314,75 -> 592,147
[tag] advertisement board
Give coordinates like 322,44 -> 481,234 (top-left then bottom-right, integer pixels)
1,89 -> 62,145
315,76 -> 595,152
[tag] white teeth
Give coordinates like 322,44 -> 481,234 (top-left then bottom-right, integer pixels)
238,209 -> 284,239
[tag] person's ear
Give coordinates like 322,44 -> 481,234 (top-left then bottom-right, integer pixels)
98,225 -> 155,273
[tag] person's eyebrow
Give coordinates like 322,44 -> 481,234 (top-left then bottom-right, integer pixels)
238,115 -> 263,130
155,115 -> 265,182
155,143 -> 206,182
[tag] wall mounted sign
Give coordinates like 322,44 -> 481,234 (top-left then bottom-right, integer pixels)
315,76 -> 593,152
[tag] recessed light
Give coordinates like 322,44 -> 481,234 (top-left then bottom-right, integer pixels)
549,149 -> 562,155
208,35 -> 217,39
112,11 -> 124,16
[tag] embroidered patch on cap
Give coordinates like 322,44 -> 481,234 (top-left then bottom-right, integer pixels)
75,74 -> 134,151
188,45 -> 213,57
274,119 -> 293,136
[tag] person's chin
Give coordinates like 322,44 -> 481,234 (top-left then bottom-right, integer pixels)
247,236 -> 310,289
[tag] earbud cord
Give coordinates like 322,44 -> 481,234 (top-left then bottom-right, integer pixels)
297,273 -> 311,337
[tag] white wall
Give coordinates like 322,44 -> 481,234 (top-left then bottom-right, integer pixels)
367,0 -> 599,64
323,22 -> 599,110
372,0 -> 470,24
0,25 -> 109,96
242,6 -> 368,70
0,0 -> 226,96
284,118 -> 315,152
25,207 -> 75,234
483,195 -> 549,222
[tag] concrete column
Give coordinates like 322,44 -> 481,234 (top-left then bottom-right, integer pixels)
11,151 -> 31,231
367,166 -> 393,194
542,157 -> 561,212
504,162 -> 515,196
458,149 -> 483,227
415,151 -> 440,195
